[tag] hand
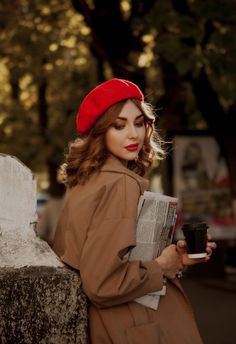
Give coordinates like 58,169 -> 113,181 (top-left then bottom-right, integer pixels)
176,233 -> 217,266
155,244 -> 183,279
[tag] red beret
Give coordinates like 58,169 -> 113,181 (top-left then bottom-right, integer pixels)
76,78 -> 144,135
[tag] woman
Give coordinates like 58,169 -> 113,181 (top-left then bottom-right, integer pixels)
53,79 -> 216,343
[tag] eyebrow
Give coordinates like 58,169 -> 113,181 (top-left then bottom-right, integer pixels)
116,114 -> 144,121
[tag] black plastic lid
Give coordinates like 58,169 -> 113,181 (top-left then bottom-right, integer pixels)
182,222 -> 208,231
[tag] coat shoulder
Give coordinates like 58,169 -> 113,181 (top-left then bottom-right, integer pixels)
100,156 -> 149,194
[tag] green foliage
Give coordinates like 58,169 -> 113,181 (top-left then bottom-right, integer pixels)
144,0 -> 236,101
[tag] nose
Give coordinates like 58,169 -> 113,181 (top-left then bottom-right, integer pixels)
128,124 -> 138,139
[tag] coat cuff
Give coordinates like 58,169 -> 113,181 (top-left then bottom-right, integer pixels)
141,260 -> 164,292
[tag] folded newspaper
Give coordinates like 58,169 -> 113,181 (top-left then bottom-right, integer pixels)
129,191 -> 178,310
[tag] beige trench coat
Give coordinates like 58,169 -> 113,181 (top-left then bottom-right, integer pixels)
53,155 -> 203,344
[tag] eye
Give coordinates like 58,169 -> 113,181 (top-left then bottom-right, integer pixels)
135,120 -> 144,127
112,124 -> 125,130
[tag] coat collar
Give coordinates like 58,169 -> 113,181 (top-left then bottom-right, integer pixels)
100,155 -> 149,194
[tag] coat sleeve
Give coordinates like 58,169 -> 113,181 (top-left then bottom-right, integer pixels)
79,174 -> 164,308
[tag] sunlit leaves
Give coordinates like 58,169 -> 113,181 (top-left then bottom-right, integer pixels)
0,60 -> 11,100
0,0 -> 94,171
120,0 -> 131,20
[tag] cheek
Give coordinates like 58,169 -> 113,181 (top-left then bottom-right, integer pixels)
105,130 -> 118,151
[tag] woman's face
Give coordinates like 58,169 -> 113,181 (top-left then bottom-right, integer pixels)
105,99 -> 146,161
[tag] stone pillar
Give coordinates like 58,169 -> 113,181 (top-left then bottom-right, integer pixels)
0,154 -> 88,343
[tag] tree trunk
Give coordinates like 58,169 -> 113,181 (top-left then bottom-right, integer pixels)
71,0 -> 150,88
47,160 -> 65,198
38,78 -> 48,138
9,68 -> 20,100
190,69 -> 236,202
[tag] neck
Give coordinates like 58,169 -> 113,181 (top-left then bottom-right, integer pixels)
108,154 -> 128,167
120,159 -> 128,167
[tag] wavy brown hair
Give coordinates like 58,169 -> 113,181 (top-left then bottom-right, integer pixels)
62,98 -> 165,187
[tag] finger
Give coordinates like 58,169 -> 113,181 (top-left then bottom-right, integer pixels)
191,256 -> 210,263
207,233 -> 212,240
208,242 -> 217,249
182,254 -> 211,265
176,243 -> 187,255
203,256 -> 210,261
206,247 -> 212,255
206,242 -> 216,256
176,240 -> 187,249
206,242 -> 217,251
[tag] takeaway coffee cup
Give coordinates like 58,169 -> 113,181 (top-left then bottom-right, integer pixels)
182,222 -> 208,258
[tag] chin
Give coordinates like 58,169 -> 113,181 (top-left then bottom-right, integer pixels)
113,149 -> 140,162
123,152 -> 139,161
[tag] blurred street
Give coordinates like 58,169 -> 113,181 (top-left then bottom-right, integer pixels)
182,262 -> 236,344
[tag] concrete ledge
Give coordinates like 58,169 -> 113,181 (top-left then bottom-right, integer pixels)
0,154 -> 88,343
0,266 -> 88,344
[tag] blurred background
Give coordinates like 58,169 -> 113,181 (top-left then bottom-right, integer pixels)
0,1 -> 236,342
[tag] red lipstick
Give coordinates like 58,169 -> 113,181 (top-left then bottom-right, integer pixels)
125,144 -> 139,152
